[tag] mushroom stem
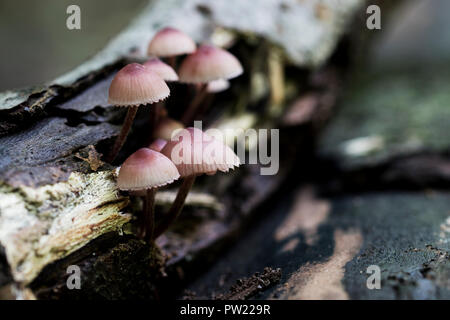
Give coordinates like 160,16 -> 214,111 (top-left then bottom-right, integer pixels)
138,194 -> 147,239
149,102 -> 166,142
149,104 -> 158,137
168,56 -> 176,69
106,105 -> 139,163
143,188 -> 157,242
181,84 -> 208,125
154,175 -> 196,238
196,93 -> 214,119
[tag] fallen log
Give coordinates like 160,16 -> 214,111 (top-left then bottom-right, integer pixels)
0,0 -> 369,299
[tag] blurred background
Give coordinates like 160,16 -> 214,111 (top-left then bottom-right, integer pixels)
1,0 -> 450,90
368,0 -> 450,72
0,0 -> 146,90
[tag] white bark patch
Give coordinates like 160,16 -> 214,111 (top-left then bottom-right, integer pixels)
0,171 -> 131,284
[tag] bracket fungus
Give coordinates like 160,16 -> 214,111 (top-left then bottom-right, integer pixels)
117,148 -> 180,241
106,63 -> 170,162
154,127 -> 240,238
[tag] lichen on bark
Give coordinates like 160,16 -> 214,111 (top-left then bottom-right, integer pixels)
0,170 -> 131,284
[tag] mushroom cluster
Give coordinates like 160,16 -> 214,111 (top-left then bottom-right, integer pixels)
107,27 -> 243,242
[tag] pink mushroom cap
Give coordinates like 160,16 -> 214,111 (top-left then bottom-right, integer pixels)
108,63 -> 170,107
147,27 -> 196,57
178,45 -> 243,84
148,138 -> 168,152
117,148 -> 179,190
161,127 -> 240,177
143,58 -> 179,82
207,79 -> 230,93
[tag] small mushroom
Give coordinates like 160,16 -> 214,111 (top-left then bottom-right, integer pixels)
117,148 -> 180,241
147,27 -> 196,67
106,63 -> 170,162
179,45 -> 243,84
143,58 -> 179,133
153,117 -> 184,141
143,58 -> 179,82
178,45 -> 243,124
148,138 -> 167,152
207,79 -> 230,93
154,127 -> 239,238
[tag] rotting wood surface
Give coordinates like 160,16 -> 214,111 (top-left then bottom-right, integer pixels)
4,0 -> 443,300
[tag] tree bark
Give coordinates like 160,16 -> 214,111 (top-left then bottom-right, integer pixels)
1,0 -> 413,300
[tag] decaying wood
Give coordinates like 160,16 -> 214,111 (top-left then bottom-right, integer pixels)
0,170 -> 131,284
183,187 -> 450,300
214,267 -> 282,300
0,0 -> 378,299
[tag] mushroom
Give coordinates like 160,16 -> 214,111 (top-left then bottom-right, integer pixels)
154,127 -> 240,238
117,148 -> 180,241
153,117 -> 184,141
106,63 -> 170,162
143,58 -> 179,133
207,79 -> 230,93
143,58 -> 178,82
178,45 -> 243,125
148,138 -> 167,152
147,27 -> 196,68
